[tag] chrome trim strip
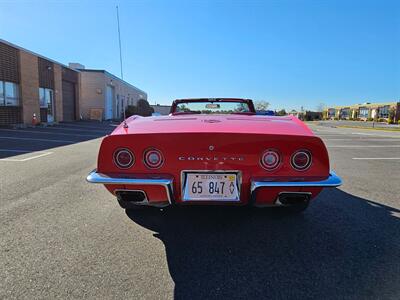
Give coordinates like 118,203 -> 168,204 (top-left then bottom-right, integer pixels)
251,171 -> 342,193
86,169 -> 174,204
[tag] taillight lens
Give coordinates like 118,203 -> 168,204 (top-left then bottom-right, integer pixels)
260,149 -> 281,170
114,148 -> 135,169
291,150 -> 312,171
144,148 -> 164,169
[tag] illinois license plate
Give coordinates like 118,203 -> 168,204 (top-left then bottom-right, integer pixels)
183,172 -> 240,201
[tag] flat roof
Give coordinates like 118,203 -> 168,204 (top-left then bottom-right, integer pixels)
0,38 -> 78,72
78,69 -> 146,95
328,101 -> 398,109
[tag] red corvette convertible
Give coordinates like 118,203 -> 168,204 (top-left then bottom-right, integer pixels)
87,98 -> 341,212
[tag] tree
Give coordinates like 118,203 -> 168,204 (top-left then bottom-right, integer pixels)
276,109 -> 287,116
316,103 -> 326,112
125,99 -> 154,118
254,100 -> 270,111
137,99 -> 154,116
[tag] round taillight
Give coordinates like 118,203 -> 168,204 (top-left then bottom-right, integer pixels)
113,148 -> 134,169
144,148 -> 164,169
291,150 -> 312,171
260,149 -> 281,170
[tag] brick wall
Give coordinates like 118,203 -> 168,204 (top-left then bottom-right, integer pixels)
20,51 -> 40,124
53,64 -> 63,122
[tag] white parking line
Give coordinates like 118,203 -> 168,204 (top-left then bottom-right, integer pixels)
58,123 -> 116,129
0,149 -> 53,162
0,129 -> 101,138
328,145 -> 400,148
323,139 -> 400,141
39,126 -> 109,134
352,157 -> 400,160
0,136 -> 76,143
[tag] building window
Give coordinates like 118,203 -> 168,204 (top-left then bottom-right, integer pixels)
39,87 -> 54,114
378,106 -> 389,118
359,107 -> 369,118
0,81 -> 20,106
328,108 -> 335,117
340,108 -> 350,118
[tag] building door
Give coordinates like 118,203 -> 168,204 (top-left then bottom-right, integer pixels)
105,85 -> 114,120
62,81 -> 75,121
46,89 -> 54,122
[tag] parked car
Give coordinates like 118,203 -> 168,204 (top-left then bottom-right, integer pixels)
256,110 -> 275,116
87,98 -> 341,213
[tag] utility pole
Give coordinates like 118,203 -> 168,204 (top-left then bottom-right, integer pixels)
116,5 -> 128,127
116,5 -> 124,80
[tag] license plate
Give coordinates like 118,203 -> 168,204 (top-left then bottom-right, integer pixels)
183,172 -> 240,201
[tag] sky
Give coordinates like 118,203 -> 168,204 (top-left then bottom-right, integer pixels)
0,0 -> 399,111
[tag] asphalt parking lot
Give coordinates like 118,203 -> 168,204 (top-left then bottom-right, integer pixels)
1,121 -> 399,299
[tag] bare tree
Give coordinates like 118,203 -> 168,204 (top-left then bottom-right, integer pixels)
316,103 -> 326,112
254,100 -> 270,111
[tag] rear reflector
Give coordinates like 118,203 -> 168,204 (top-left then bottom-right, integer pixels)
260,149 -> 281,170
144,148 -> 164,169
114,148 -> 135,169
291,150 -> 312,171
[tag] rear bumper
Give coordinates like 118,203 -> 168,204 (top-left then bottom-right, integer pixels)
86,169 -> 174,206
87,169 -> 341,207
251,171 -> 342,191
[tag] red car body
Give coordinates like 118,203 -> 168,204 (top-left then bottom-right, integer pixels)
87,98 -> 341,212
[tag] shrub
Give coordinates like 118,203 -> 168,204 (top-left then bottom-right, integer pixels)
388,117 -> 394,124
378,118 -> 386,123
367,117 -> 373,121
125,99 -> 154,118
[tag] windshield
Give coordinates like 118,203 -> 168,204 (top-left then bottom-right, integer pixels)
175,101 -> 252,114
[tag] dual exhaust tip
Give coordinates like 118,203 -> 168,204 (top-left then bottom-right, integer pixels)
116,190 -> 311,208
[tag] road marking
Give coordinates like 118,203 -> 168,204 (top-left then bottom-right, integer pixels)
0,128 -> 101,138
0,136 -> 76,143
58,123 -> 117,129
0,149 -> 53,161
328,145 -> 400,148
352,157 -> 400,160
323,138 -> 400,141
40,126 -> 110,134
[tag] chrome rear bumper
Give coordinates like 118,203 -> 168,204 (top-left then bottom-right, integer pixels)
86,169 -> 174,205
251,171 -> 342,192
87,169 -> 341,207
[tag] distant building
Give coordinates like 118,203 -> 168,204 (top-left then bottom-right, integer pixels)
151,104 -> 171,115
0,39 -> 79,126
325,101 -> 400,122
72,66 -> 147,120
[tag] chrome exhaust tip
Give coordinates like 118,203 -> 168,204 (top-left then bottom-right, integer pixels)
276,192 -> 311,206
116,190 -> 148,204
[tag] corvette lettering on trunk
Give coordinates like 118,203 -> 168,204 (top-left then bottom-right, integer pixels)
178,156 -> 245,161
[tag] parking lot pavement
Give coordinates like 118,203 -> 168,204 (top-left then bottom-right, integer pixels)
0,121 -> 114,159
1,122 -> 400,299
